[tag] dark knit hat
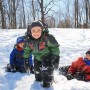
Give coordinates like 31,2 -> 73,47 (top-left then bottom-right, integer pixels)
86,49 -> 90,54
17,37 -> 25,44
30,21 -> 43,29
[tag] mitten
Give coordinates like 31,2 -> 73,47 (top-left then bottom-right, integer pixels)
75,72 -> 86,81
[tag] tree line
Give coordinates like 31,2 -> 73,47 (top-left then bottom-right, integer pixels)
0,0 -> 90,29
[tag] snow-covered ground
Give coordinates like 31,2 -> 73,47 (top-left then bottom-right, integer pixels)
0,28 -> 90,90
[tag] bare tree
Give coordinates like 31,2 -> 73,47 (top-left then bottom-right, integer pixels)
0,0 -> 90,29
32,0 -> 36,21
5,0 -> 21,29
0,0 -> 6,29
7,0 -> 16,29
37,0 -> 57,22
13,0 -> 16,29
37,0 -> 44,22
27,0 -> 38,23
75,0 -> 79,28
85,0 -> 89,28
22,0 -> 26,28
64,0 -> 71,28
46,16 -> 55,27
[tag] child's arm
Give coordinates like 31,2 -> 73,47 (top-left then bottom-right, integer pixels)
67,61 -> 78,80
23,46 -> 31,59
68,57 -> 86,75
46,34 -> 60,69
47,34 -> 60,56
68,62 -> 77,75
10,49 -> 16,65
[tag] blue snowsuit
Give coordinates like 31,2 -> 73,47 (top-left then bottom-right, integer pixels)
10,48 -> 33,67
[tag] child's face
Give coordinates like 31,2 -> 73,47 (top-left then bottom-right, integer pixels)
85,54 -> 90,60
18,42 -> 25,48
31,26 -> 42,39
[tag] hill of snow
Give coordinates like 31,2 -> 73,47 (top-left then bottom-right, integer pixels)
0,28 -> 90,90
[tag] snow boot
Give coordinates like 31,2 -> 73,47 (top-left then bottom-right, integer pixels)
43,82 -> 52,88
59,65 -> 70,76
6,64 -> 11,72
35,72 -> 42,82
30,66 -> 34,74
34,60 -> 42,81
6,64 -> 16,72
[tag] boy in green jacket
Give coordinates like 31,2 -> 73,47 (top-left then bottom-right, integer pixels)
24,21 -> 60,87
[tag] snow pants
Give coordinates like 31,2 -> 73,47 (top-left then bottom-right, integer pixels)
34,58 -> 54,83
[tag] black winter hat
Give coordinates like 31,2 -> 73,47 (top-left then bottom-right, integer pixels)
30,21 -> 43,29
86,50 -> 90,54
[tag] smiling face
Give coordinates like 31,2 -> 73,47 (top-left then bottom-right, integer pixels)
31,26 -> 42,39
18,42 -> 25,48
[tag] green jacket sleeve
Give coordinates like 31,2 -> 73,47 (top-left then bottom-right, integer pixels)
47,34 -> 60,55
23,46 -> 31,59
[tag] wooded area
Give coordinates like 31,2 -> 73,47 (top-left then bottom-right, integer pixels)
0,0 -> 90,29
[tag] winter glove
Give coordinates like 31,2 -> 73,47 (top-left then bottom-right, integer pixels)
75,72 -> 86,81
59,66 -> 70,76
11,65 -> 16,72
66,73 -> 74,80
42,54 -> 60,69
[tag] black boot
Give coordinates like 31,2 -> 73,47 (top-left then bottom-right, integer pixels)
35,71 -> 42,82
42,70 -> 53,87
43,82 -> 52,88
42,54 -> 54,87
6,64 -> 16,72
34,60 -> 42,81
6,64 -> 11,72
30,66 -> 34,74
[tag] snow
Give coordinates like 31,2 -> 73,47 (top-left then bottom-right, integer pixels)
0,28 -> 90,90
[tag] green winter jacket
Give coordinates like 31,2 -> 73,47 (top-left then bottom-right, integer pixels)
23,34 -> 60,61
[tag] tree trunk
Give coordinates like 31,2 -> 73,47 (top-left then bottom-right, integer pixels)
13,0 -> 16,29
32,0 -> 36,21
85,0 -> 88,28
0,1 -> 5,29
22,0 -> 26,28
38,0 -> 44,22
75,0 -> 78,28
41,0 -> 44,22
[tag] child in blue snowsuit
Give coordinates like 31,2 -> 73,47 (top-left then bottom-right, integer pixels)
8,36 -> 34,73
